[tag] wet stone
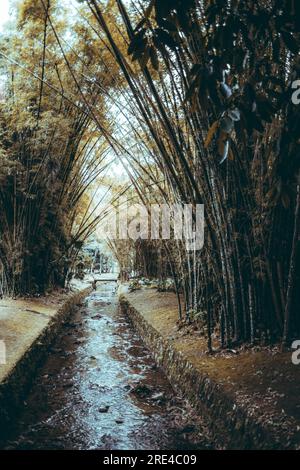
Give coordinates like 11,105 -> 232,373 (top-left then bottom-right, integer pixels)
98,406 -> 110,413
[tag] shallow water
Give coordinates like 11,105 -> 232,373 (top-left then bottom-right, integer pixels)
1,282 -> 212,450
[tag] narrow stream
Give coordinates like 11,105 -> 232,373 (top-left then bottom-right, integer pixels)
2,282 -> 213,450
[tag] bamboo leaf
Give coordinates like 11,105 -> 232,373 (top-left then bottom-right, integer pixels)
145,0 -> 155,19
204,120 -> 219,148
228,147 -> 234,161
217,130 -> 228,156
219,140 -> 229,164
155,28 -> 178,50
139,45 -> 151,68
150,45 -> 159,71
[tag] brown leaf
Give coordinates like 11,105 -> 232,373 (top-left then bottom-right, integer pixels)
204,120 -> 219,148
217,130 -> 228,156
150,46 -> 159,71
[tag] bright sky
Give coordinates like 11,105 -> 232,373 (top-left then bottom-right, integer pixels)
0,0 -> 10,31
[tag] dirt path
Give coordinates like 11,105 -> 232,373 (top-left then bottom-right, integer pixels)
1,282 -> 213,450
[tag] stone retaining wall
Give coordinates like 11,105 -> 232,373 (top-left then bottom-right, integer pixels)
0,288 -> 90,437
119,296 -> 295,450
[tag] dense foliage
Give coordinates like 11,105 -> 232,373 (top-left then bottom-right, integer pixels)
0,0 -> 116,294
87,0 -> 300,348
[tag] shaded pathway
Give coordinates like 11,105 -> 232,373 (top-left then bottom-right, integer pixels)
2,283 -> 213,450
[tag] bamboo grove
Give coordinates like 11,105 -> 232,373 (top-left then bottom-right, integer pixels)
0,0 -> 299,349
86,0 -> 300,349
0,0 -> 120,295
